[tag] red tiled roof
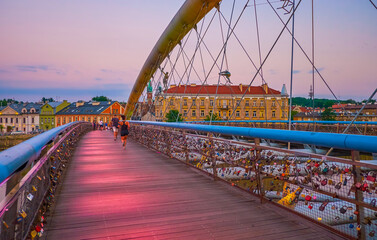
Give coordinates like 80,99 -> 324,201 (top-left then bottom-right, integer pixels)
165,85 -> 281,95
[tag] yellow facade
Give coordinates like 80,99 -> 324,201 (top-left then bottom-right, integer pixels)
155,85 -> 289,121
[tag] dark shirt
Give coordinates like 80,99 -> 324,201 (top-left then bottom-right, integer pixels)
111,117 -> 119,128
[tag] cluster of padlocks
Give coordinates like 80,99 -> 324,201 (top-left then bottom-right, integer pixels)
0,123 -> 91,240
130,124 -> 377,239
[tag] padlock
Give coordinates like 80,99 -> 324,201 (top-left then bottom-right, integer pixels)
319,199 -> 329,211
356,225 -> 361,231
331,205 -> 336,210
340,206 -> 347,214
308,203 -> 313,209
363,217 -> 372,225
335,182 -> 342,190
370,199 -> 376,207
19,210 -> 27,218
370,231 -> 375,237
321,179 -> 328,186
354,210 -> 359,215
27,193 -> 34,201
305,195 -> 312,201
349,223 -> 354,229
3,221 -> 9,229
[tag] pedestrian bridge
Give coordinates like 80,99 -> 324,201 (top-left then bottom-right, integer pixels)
1,121 -> 377,239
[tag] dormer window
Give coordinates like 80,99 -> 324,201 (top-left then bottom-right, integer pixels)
30,108 -> 35,113
22,108 -> 27,113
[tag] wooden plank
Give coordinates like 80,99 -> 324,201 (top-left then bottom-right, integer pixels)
44,131 -> 345,239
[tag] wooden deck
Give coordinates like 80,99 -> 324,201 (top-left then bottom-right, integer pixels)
45,131 -> 344,240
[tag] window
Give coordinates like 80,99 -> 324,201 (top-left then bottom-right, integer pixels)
88,117 -> 91,122
183,110 -> 187,117
192,99 -> 196,106
192,110 -> 196,117
282,101 -> 285,107
245,111 -> 249,117
75,116 -> 78,121
253,111 -> 257,117
210,99 -> 214,106
272,101 -> 276,107
236,100 -> 241,106
200,110 -> 205,117
10,118 -> 13,123
0,118 -> 2,123
23,128 -> 26,132
170,98 -> 174,106
228,111 -> 231,117
82,116 -> 85,121
31,117 -> 34,123
272,111 -> 276,118
200,99 -> 204,106
183,99 -> 187,106
32,127 -> 34,131
245,100 -> 249,106
69,117 -> 72,122
63,118 -> 66,124
57,118 -> 61,125
236,110 -> 240,117
23,118 -> 25,124
253,101 -> 257,107
16,118 -> 18,123
260,100 -> 264,107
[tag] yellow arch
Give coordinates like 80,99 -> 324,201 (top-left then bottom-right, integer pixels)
125,0 -> 221,117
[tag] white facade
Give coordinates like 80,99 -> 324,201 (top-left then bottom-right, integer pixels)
0,104 -> 41,133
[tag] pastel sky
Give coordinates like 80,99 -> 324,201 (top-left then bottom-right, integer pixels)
0,0 -> 376,102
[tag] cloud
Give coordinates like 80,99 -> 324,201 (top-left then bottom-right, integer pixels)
95,77 -> 102,81
308,67 -> 325,74
15,65 -> 66,75
293,70 -> 301,74
268,69 -> 277,75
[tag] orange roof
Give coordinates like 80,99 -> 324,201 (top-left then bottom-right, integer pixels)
165,85 -> 281,95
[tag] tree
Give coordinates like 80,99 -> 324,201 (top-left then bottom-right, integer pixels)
6,126 -> 12,132
41,97 -> 54,103
0,125 -> 4,133
204,113 -> 221,121
321,108 -> 336,121
165,110 -> 183,122
92,96 -> 111,101
291,110 -> 298,120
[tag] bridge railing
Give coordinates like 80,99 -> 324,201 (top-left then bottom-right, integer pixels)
188,120 -> 377,136
130,121 -> 377,239
0,122 -> 91,240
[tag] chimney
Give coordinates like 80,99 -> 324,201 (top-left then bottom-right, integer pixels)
190,83 -> 196,87
262,83 -> 268,94
170,84 -> 176,88
76,100 -> 85,107
239,84 -> 243,92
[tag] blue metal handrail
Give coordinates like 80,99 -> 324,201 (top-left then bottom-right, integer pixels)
186,120 -> 377,125
0,122 -> 85,183
130,121 -> 377,153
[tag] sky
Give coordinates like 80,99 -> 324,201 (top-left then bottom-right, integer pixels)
0,0 -> 376,103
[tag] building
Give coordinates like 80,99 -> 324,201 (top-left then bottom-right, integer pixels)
55,101 -> 125,126
40,100 -> 71,131
339,104 -> 377,121
155,83 -> 289,121
0,103 -> 42,133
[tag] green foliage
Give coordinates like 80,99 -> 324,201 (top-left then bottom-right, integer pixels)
0,125 -> 4,132
41,97 -> 54,103
165,110 -> 183,122
92,96 -> 112,102
1,99 -> 23,106
204,113 -> 221,121
6,126 -> 12,132
291,110 -> 298,120
292,97 -> 358,108
321,108 -> 336,121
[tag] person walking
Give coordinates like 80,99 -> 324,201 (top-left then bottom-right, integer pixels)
99,119 -> 104,131
119,115 -> 130,150
111,115 -> 120,141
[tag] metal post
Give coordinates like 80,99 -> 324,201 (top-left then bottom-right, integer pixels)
352,150 -> 365,240
254,138 -> 264,203
183,131 -> 189,163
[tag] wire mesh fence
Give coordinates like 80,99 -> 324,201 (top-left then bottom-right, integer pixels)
131,123 -> 377,239
0,123 -> 91,240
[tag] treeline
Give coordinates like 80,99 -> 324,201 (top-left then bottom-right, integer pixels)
292,97 -> 360,108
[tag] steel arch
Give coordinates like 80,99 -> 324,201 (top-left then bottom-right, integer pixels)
125,0 -> 221,116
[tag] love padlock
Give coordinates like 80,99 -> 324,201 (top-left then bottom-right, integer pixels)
340,206 -> 347,214
305,195 -> 312,201
308,203 -> 313,209
370,231 -> 375,237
